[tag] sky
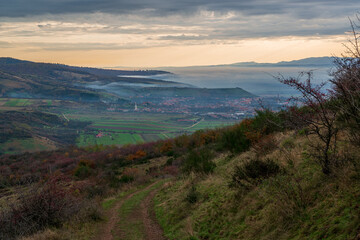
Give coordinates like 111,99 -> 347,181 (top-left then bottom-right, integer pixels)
0,0 -> 359,67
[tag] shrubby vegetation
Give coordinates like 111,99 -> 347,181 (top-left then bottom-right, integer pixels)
182,148 -> 216,174
0,175 -> 101,239
230,158 -> 281,190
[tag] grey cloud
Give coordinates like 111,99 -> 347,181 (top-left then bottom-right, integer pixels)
156,34 -> 210,41
0,0 -> 358,51
0,0 -> 358,18
0,41 -> 13,48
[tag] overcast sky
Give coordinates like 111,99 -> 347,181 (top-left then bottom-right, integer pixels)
0,0 -> 359,67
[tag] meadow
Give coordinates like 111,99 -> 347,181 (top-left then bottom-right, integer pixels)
0,98 -> 54,108
0,98 -> 238,152
0,138 -> 56,155
67,112 -> 236,147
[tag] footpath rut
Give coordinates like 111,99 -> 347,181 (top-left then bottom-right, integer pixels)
140,187 -> 167,240
97,181 -> 166,240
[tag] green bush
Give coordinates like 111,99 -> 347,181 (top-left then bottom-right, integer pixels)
166,157 -> 174,166
85,185 -> 105,199
252,109 -> 285,134
185,185 -> 199,204
74,165 -> 91,179
230,158 -> 281,190
182,148 -> 216,174
119,175 -> 134,183
221,124 -> 250,153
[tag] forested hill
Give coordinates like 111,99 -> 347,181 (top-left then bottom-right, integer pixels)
0,57 -> 171,78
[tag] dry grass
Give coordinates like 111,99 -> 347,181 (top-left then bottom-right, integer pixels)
20,230 -> 62,240
154,129 -> 360,240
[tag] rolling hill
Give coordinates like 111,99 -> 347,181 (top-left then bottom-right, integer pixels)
0,111 -> 91,154
0,58 -> 178,102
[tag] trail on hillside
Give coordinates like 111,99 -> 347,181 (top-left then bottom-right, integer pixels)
97,181 -> 166,240
140,187 -> 167,240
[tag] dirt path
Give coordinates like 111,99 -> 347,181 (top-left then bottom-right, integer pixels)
97,181 -> 159,240
62,113 -> 69,122
97,181 -> 166,240
140,187 -> 167,240
184,118 -> 204,129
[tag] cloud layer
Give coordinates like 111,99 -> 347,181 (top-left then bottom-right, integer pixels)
0,0 -> 358,66
1,0 -> 359,19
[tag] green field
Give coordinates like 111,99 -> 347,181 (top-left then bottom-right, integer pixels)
0,100 -> 238,150
0,98 -> 55,108
4,99 -> 30,107
67,112 -> 237,147
0,138 -> 55,155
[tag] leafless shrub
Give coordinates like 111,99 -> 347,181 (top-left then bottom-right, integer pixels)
267,175 -> 309,224
0,175 -> 81,239
331,14 -> 360,146
276,72 -> 339,174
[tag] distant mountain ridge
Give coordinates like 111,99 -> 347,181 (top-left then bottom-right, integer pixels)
230,57 -> 333,67
156,57 -> 334,70
0,57 -> 171,75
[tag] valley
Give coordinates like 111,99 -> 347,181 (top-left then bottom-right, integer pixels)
1,1 -> 360,239
1,55 -> 360,240
0,58 -> 281,155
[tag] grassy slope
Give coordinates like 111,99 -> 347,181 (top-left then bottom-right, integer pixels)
154,132 -> 360,240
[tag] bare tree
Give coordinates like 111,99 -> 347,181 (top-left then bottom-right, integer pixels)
330,14 -> 360,145
276,72 -> 338,175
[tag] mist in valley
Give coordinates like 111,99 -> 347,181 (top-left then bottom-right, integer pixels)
156,65 -> 331,96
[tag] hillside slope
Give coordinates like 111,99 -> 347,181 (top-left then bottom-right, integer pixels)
154,131 -> 360,240
0,58 -> 255,102
0,111 -> 90,154
0,58 -> 178,102
1,108 -> 360,240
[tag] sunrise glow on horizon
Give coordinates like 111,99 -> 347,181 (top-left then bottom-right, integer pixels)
0,1 -> 358,68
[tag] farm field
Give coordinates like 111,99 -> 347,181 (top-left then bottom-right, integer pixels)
67,112 -> 237,147
0,98 -> 55,110
0,101 -> 238,152
0,137 -> 57,155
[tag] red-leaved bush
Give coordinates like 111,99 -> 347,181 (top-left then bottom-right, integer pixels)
0,174 -> 81,239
